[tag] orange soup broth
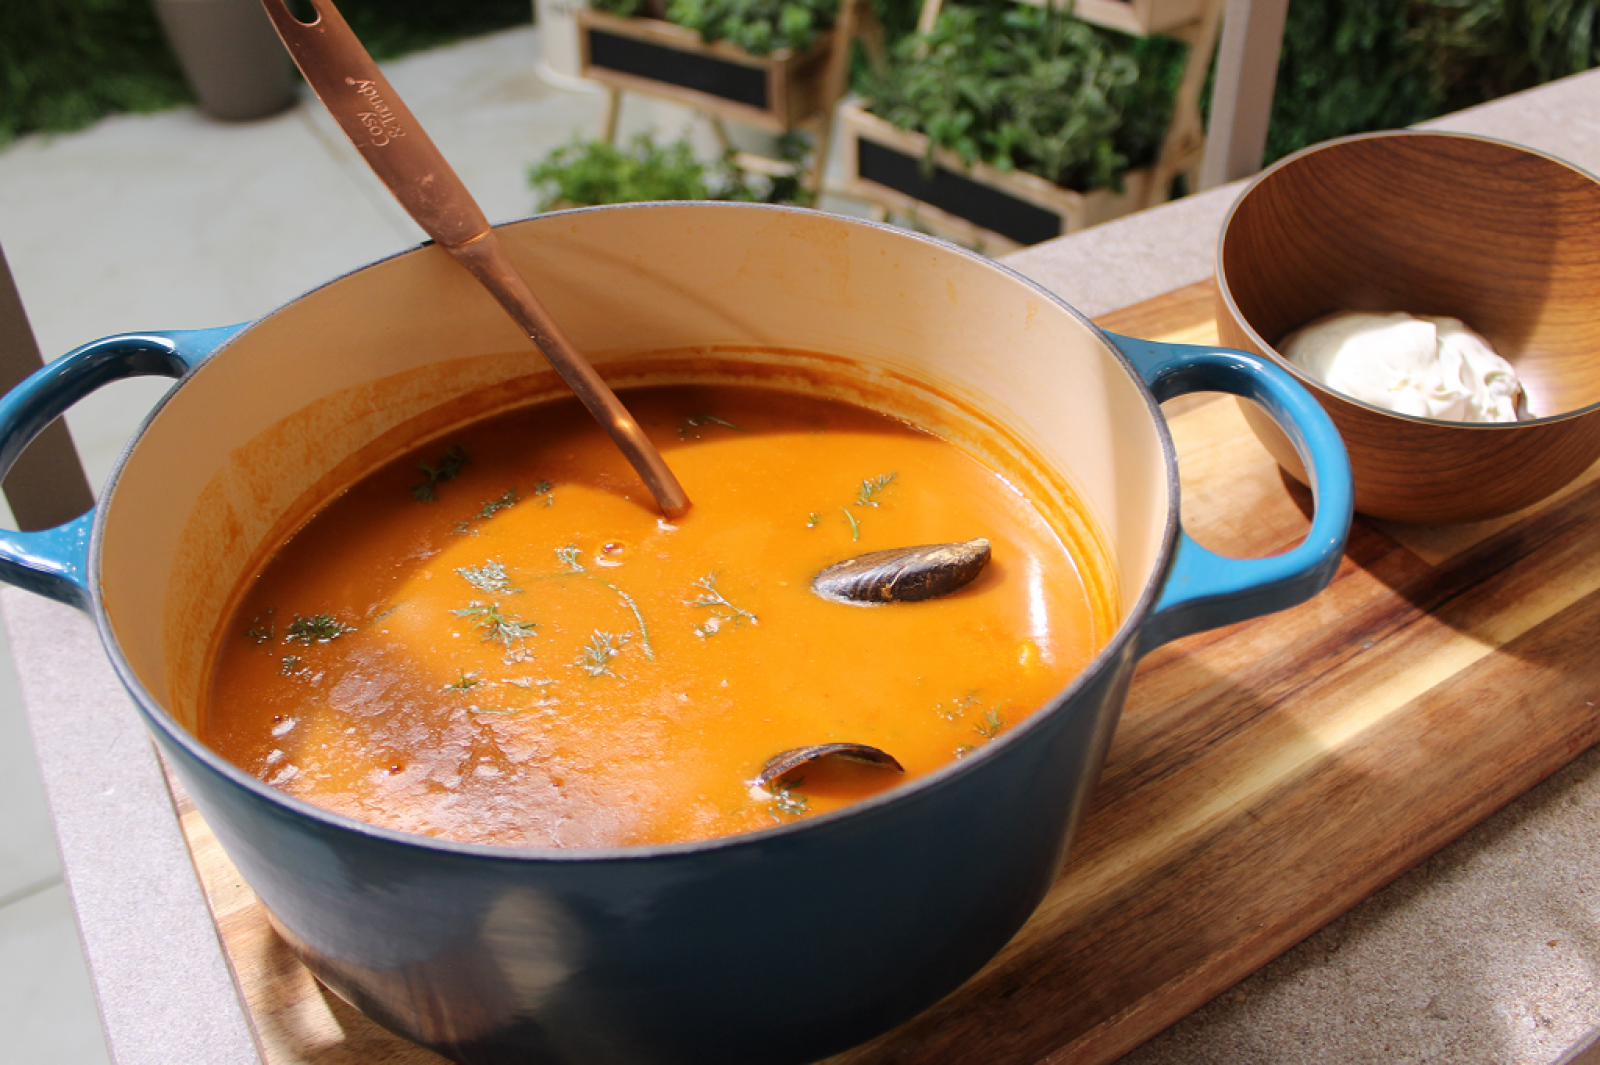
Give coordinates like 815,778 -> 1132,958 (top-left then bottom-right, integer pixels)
202,383 -> 1108,848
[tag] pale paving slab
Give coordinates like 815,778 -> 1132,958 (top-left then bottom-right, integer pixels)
0,884 -> 112,1065
5,589 -> 259,1065
0,615 -> 59,905
0,101 -> 406,495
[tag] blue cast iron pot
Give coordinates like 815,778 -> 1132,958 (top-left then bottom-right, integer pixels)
0,204 -> 1350,1064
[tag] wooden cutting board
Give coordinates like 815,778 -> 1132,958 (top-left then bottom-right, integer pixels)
168,277 -> 1600,1064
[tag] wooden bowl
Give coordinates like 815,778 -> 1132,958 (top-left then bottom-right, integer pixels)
1215,130 -> 1600,524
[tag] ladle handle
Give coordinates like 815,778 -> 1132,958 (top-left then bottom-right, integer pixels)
259,0 -> 485,247
257,0 -> 691,518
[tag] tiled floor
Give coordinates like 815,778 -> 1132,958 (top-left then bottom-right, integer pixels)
0,22 -> 847,1061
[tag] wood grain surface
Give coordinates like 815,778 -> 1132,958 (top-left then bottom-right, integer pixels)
168,277 -> 1600,1064
1214,132 -> 1600,524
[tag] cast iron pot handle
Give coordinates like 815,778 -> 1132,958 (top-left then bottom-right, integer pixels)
0,325 -> 246,609
1106,332 -> 1354,656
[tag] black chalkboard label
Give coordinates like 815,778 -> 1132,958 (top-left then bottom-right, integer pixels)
586,29 -> 770,110
856,140 -> 1063,247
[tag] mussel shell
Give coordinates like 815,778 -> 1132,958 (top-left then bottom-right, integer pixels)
753,743 -> 905,789
811,538 -> 991,604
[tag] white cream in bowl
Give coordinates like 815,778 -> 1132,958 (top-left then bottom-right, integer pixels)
1280,312 -> 1527,422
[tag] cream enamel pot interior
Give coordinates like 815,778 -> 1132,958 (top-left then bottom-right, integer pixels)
0,203 -> 1351,1065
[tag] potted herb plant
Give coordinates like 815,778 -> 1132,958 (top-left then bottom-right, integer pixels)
840,0 -> 1190,251
528,131 -> 811,208
576,0 -> 844,130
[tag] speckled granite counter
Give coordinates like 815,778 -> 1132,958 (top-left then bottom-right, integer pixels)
15,66 -> 1600,1065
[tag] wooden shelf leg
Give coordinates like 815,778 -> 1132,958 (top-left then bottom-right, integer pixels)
600,86 -> 622,144
708,116 -> 734,155
805,0 -> 863,197
1147,0 -> 1225,209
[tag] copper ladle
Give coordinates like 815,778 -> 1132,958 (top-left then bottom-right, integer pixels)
258,0 -> 690,518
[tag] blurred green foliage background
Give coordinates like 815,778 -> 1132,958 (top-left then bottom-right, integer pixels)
3,0 -> 1597,163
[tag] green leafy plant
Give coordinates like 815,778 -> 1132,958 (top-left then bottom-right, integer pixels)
1263,0 -> 1599,165
588,0 -> 840,54
528,132 -> 811,209
1410,0 -> 1600,109
665,0 -> 838,54
1259,0 -> 1442,165
859,0 -> 1187,191
0,0 -> 528,146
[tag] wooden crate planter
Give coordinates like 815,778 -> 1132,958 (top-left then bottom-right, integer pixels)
1054,0 -> 1209,37
913,0 -> 1210,59
576,9 -> 835,132
837,101 -> 1151,254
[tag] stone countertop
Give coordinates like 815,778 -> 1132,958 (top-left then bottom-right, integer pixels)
14,66 -> 1600,1065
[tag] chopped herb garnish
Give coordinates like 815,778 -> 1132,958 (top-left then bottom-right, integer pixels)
806,511 -> 821,528
936,692 -> 983,722
840,507 -> 861,541
576,630 -> 625,677
607,584 -> 654,661
687,572 -> 758,637
246,611 -> 274,644
445,668 -> 482,692
279,656 -> 302,676
477,487 -> 521,518
537,547 -> 655,660
285,613 -> 353,643
411,444 -> 470,503
854,472 -> 897,507
455,485 -> 538,535
974,707 -> 1005,740
454,601 -> 536,646
457,560 -> 516,595
679,414 -> 744,439
768,778 -> 810,820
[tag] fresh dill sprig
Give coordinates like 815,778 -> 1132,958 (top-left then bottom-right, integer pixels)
806,512 -> 821,528
687,572 -> 758,637
854,472 -> 897,507
768,778 -> 810,820
825,472 -> 897,540
537,546 -> 653,660
284,613 -> 353,643
246,610 -> 274,644
453,601 -> 536,646
576,630 -> 626,677
457,560 -> 516,595
937,691 -> 983,722
476,487 -> 521,518
279,656 -> 303,676
840,507 -> 861,541
453,486 -> 529,535
411,444 -> 470,503
607,584 -> 654,661
974,707 -> 1006,740
444,668 -> 481,692
678,413 -> 744,439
